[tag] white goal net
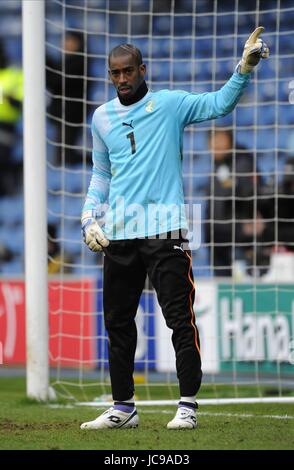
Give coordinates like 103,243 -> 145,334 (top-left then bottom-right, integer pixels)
43,0 -> 294,404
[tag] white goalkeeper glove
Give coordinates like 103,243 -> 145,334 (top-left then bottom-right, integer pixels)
81,210 -> 109,252
236,26 -> 269,74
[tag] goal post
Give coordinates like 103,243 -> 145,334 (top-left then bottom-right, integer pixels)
23,0 -> 49,401
23,0 -> 294,404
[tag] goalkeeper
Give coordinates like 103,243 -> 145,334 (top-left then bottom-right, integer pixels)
80,28 -> 269,430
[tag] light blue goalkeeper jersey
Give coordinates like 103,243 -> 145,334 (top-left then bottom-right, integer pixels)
83,72 -> 250,240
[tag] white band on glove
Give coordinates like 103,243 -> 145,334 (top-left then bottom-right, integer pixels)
237,26 -> 269,74
81,210 -> 109,252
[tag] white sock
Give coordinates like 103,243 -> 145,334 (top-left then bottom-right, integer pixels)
180,396 -> 195,405
123,396 -> 135,404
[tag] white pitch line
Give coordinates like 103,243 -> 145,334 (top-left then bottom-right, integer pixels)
198,411 -> 294,420
139,410 -> 294,420
47,405 -> 294,420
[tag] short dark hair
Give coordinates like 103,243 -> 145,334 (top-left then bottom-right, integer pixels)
108,44 -> 143,67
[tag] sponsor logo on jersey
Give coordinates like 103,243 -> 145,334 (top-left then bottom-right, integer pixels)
145,100 -> 155,112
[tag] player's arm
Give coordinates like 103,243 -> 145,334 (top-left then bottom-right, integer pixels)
81,117 -> 111,252
176,27 -> 269,126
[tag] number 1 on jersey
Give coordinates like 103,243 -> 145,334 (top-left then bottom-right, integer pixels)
127,131 -> 136,155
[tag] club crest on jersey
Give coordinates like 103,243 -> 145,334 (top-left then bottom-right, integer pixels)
145,100 -> 155,113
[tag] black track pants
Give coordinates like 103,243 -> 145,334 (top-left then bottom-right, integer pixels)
103,234 -> 202,401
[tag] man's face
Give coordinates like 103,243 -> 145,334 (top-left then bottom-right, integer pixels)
108,53 -> 146,99
209,131 -> 232,161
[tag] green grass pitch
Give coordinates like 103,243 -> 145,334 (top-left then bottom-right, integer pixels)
0,377 -> 293,450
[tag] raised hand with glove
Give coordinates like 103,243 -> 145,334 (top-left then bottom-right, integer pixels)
81,210 -> 109,252
236,26 -> 269,74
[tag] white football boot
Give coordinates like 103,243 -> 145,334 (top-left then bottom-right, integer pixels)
167,406 -> 197,429
80,407 -> 139,430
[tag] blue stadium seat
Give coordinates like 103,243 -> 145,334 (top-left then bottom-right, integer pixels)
0,196 -> 24,226
152,16 -> 170,35
0,225 -> 24,254
132,38 -> 149,58
256,129 -> 276,150
1,257 -> 23,274
279,57 -> 294,79
89,83 -> 108,104
47,166 -> 62,192
279,9 -> 294,32
4,37 -> 22,64
217,37 -> 234,58
151,38 -> 170,58
279,79 -> 292,103
63,168 -> 89,194
194,60 -> 212,81
174,16 -> 193,36
173,61 -> 192,81
257,104 -> 276,126
279,33 -> 293,54
194,38 -> 213,58
86,11 -> 107,35
173,38 -> 192,59
257,60 -> 276,80
88,35 -> 106,55
215,59 -> 233,80
173,83 -> 193,92
236,106 -> 254,126
216,113 -> 233,127
89,58 -> 107,79
216,15 -> 235,35
278,104 -> 294,125
0,1 -> 21,12
195,14 -> 213,36
257,81 -> 276,102
152,61 -> 171,81
59,223 -> 83,256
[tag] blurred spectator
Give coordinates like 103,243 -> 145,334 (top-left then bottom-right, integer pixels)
204,127 -> 271,277
259,156 -> 294,253
0,243 -> 14,271
48,223 -> 73,274
46,31 -> 87,166
278,157 -> 294,250
0,40 -> 23,196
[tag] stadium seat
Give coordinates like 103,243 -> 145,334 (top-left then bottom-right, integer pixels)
279,57 -> 294,78
152,16 -> 171,35
194,37 -> 213,58
151,38 -> 170,58
195,14 -> 213,36
236,106 -> 254,126
88,34 -> 106,55
278,104 -> 294,125
0,196 -> 24,226
0,225 -> 24,254
173,38 -> 192,59
256,129 -> 276,150
257,104 -> 276,126
63,168 -> 89,194
59,223 -> 83,256
172,61 -> 192,81
217,37 -> 235,58
47,166 -> 62,192
89,58 -> 107,79
1,257 -> 23,274
132,37 -> 149,58
174,16 -> 193,36
152,60 -> 171,82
